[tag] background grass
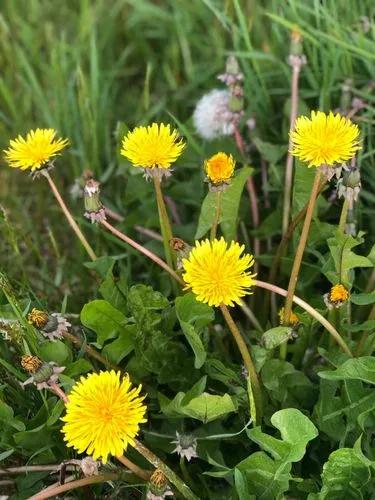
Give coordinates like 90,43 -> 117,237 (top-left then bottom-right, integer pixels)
0,0 -> 374,310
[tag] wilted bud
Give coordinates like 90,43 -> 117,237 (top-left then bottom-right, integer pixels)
28,308 -> 71,341
170,237 -> 191,270
21,355 -> 42,374
80,457 -> 99,477
84,179 -> 106,223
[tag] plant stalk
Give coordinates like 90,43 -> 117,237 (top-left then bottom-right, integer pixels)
63,331 -> 119,371
42,171 -> 97,261
132,438 -> 198,500
100,219 -> 184,286
116,454 -> 151,481
282,59 -> 301,235
210,191 -> 222,240
220,304 -> 262,424
281,171 -> 322,357
338,198 -> 349,233
153,176 -> 176,269
29,472 -> 121,500
254,279 -> 352,356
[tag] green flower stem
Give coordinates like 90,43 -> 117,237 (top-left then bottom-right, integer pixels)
281,170 -> 322,359
210,190 -> 222,240
29,472 -> 122,500
100,219 -> 184,286
254,279 -> 352,356
220,304 -> 262,424
338,198 -> 349,233
42,171 -> 97,261
153,176 -> 176,270
132,438 -> 199,500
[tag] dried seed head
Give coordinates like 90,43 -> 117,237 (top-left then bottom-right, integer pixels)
28,308 -> 49,329
21,355 -> 42,374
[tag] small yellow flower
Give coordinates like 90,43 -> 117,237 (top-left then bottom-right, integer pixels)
278,307 -> 299,326
4,129 -> 69,172
205,152 -> 235,185
61,371 -> 147,463
120,123 -> 185,170
290,111 -> 360,167
182,237 -> 256,307
28,308 -> 49,329
324,283 -> 350,310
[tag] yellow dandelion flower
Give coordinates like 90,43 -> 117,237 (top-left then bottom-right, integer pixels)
182,237 -> 256,307
120,123 -> 185,170
323,283 -> 350,310
290,111 -> 360,167
61,371 -> 147,464
278,307 -> 299,326
205,152 -> 235,185
4,129 -> 69,172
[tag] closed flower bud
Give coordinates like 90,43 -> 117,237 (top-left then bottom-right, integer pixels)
84,179 -> 106,223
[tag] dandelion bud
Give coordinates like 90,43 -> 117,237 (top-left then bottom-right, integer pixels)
288,30 -> 307,68
218,55 -> 244,86
84,179 -> 106,223
171,431 -> 198,462
324,284 -> 350,310
20,361 -> 65,390
147,469 -> 173,499
337,166 -> 361,203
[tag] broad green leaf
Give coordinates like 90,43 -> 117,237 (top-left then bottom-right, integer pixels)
270,408 -> 318,461
235,451 -> 291,500
80,299 -> 127,346
175,293 -> 214,368
161,382 -> 236,423
261,326 -> 294,349
252,136 -> 287,164
292,160 -> 316,215
99,265 -> 128,312
84,255 -> 117,278
39,340 -> 72,365
319,357 -> 375,384
63,359 -> 93,378
319,448 -> 370,499
350,291 -> 375,305
102,324 -> 135,363
0,401 -> 25,432
183,393 -> 237,423
325,231 -> 373,285
195,166 -> 252,240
